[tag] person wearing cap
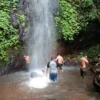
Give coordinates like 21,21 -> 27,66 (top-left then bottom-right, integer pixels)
80,54 -> 89,78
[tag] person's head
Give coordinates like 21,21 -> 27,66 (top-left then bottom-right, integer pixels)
83,54 -> 87,58
98,54 -> 100,60
51,56 -> 56,61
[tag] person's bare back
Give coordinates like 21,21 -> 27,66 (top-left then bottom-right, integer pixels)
24,55 -> 30,63
80,54 -> 89,78
56,55 -> 64,64
55,54 -> 64,71
80,56 -> 89,68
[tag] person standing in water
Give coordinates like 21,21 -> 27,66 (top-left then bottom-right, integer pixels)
55,53 -> 64,71
46,56 -> 60,82
24,55 -> 30,71
80,54 -> 89,78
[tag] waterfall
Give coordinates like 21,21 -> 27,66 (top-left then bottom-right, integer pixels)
22,0 -> 58,70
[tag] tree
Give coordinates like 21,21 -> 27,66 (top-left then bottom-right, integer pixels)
0,0 -> 24,65
55,0 -> 100,41
55,0 -> 80,40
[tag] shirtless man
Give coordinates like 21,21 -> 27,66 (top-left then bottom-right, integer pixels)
80,54 -> 89,78
55,54 -> 64,71
24,55 -> 30,71
24,55 -> 30,63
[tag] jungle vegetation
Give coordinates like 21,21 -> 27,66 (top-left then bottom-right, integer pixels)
55,0 -> 100,60
0,0 -> 24,66
0,0 -> 100,66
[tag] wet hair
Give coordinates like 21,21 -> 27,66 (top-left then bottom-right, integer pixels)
98,54 -> 100,58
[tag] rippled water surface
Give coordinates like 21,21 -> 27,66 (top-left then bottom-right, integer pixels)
0,66 -> 100,100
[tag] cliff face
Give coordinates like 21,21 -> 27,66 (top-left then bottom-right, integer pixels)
56,43 -> 69,56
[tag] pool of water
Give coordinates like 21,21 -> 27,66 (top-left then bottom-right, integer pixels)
0,66 -> 100,100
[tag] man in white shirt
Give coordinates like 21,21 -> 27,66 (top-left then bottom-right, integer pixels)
46,56 -> 60,82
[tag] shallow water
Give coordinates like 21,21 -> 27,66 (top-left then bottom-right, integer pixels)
0,66 -> 100,100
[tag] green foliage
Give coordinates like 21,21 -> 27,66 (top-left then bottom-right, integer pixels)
82,0 -> 93,7
16,14 -> 25,27
55,0 -> 100,41
0,0 -> 10,12
55,0 -> 80,40
81,0 -> 98,20
78,44 -> 100,61
87,44 -> 100,61
0,0 -> 23,66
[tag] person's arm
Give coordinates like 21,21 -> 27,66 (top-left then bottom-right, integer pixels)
46,68 -> 49,76
95,62 -> 100,66
55,56 -> 58,62
62,57 -> 64,64
85,58 -> 89,64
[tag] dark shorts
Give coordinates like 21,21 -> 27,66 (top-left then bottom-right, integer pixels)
49,73 -> 57,82
57,63 -> 63,70
25,63 -> 29,71
80,68 -> 87,78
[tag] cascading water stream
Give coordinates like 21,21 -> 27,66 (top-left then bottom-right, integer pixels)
23,0 -> 58,71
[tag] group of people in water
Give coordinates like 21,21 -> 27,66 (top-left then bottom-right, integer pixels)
24,53 -> 100,82
46,54 -> 64,82
24,53 -> 64,82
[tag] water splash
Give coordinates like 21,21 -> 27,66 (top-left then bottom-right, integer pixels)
28,70 -> 48,89
23,0 -> 58,70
